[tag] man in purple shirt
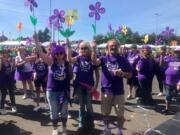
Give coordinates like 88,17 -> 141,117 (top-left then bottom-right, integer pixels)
92,39 -> 132,135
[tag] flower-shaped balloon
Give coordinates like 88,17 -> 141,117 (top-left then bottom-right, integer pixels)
108,24 -> 113,32
16,22 -> 23,32
89,1 -> 105,20
26,37 -> 33,46
161,26 -> 175,38
49,9 -> 65,30
24,0 -> 38,12
122,25 -> 128,35
65,9 -> 79,27
116,26 -> 122,33
144,34 -> 149,43
155,38 -> 163,45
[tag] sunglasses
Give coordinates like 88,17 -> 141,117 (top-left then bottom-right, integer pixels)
55,52 -> 64,55
80,47 -> 88,50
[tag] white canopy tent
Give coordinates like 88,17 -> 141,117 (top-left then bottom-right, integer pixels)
0,40 -> 35,48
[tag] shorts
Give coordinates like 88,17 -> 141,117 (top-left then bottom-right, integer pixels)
101,93 -> 125,117
165,84 -> 177,101
15,71 -> 33,81
34,78 -> 47,88
127,77 -> 139,86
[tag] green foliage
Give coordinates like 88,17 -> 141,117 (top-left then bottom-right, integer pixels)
34,28 -> 51,42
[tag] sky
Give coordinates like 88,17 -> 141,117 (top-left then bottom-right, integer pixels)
0,0 -> 180,41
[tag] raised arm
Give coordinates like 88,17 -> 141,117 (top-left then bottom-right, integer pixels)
0,56 -> 2,71
34,33 -> 52,66
66,39 -> 78,64
94,67 -> 100,89
91,40 -> 101,66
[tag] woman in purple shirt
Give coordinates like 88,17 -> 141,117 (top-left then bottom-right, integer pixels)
163,48 -> 180,114
35,37 -> 73,135
126,44 -> 140,100
67,41 -> 99,129
0,50 -> 17,114
154,46 -> 167,96
136,45 -> 156,105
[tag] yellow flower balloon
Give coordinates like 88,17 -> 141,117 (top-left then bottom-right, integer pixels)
144,34 -> 149,43
122,25 -> 128,35
65,9 -> 79,27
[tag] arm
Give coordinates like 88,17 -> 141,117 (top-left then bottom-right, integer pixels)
66,39 -> 78,64
91,40 -> 101,66
34,33 -> 52,66
0,56 -> 2,71
94,67 -> 100,89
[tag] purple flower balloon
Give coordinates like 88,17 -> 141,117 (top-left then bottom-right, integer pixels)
116,26 -> 122,33
26,37 -> 33,46
155,38 -> 163,45
89,1 -> 106,20
161,26 -> 175,38
49,9 -> 65,30
108,24 -> 113,32
24,0 -> 38,12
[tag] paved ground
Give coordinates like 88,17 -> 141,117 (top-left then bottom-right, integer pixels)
0,78 -> 179,135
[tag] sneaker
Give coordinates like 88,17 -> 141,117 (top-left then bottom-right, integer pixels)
31,92 -> 36,99
67,114 -> 72,119
52,129 -> 59,135
22,94 -> 28,99
0,109 -> 7,115
157,92 -> 163,97
126,94 -> 133,100
162,109 -> 170,115
101,128 -> 112,135
11,106 -> 17,113
33,106 -> 41,112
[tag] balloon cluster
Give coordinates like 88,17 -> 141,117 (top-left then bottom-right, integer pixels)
49,9 -> 79,39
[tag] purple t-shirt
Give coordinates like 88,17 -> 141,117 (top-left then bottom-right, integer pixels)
127,51 -> 140,76
165,58 -> 180,86
33,60 -> 48,79
74,56 -> 95,86
154,55 -> 169,79
137,57 -> 155,80
47,61 -> 70,91
100,55 -> 132,95
0,61 -> 14,87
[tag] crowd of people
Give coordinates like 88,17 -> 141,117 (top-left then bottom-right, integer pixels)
0,37 -> 180,135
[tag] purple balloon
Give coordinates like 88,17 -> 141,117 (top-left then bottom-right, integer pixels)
54,9 -> 59,16
108,24 -> 113,32
95,13 -> 100,20
95,2 -> 101,9
98,8 -> 105,14
59,10 -> 65,16
89,4 -> 95,10
89,12 -> 95,18
88,1 -> 106,21
49,9 -> 65,30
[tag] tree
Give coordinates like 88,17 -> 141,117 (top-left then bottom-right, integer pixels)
34,28 -> 51,42
93,34 -> 105,45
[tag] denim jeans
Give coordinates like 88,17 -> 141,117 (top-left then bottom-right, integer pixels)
77,86 -> 93,126
46,90 -> 68,120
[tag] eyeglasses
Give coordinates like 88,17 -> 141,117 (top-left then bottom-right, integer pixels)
55,52 -> 64,55
80,47 -> 88,50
